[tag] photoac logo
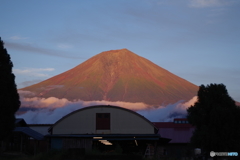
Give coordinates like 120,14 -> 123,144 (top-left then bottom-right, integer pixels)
210,151 -> 238,157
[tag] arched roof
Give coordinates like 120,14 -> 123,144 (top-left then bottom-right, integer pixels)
51,105 -> 158,133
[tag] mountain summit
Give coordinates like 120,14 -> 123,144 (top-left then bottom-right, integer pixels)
20,49 -> 198,105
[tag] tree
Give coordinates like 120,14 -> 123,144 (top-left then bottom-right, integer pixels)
187,84 -> 240,158
0,37 -> 20,140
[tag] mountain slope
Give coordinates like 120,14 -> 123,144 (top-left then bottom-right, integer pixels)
20,49 -> 199,105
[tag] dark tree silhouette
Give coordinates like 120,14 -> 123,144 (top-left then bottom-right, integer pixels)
187,84 -> 240,159
0,37 -> 20,140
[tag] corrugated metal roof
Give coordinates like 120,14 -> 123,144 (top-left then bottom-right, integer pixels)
28,124 -> 53,126
15,118 -> 24,124
15,118 -> 27,127
14,127 -> 44,140
152,122 -> 195,143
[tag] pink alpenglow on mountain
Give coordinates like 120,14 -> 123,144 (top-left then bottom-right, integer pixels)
20,49 -> 198,106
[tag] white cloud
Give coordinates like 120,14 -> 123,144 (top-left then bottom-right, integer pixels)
13,68 -> 55,77
17,90 -> 198,124
18,90 -> 36,96
19,93 -> 151,110
179,96 -> 198,109
10,36 -> 28,40
137,96 -> 198,122
17,91 -> 153,124
189,0 -> 228,8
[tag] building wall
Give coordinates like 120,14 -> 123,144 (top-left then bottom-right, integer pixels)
52,106 -> 154,134
51,138 -> 92,150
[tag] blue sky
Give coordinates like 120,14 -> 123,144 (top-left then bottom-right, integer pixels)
1,0 -> 240,102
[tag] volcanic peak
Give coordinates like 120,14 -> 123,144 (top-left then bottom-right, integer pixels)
20,49 -> 199,105
96,48 -> 138,60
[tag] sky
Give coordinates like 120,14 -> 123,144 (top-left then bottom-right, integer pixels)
1,0 -> 240,104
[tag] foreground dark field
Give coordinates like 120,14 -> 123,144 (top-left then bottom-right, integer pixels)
0,150 -> 179,160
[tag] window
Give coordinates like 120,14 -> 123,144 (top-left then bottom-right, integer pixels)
96,113 -> 110,130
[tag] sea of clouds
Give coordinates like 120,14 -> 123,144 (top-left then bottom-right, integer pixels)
16,90 -> 198,124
